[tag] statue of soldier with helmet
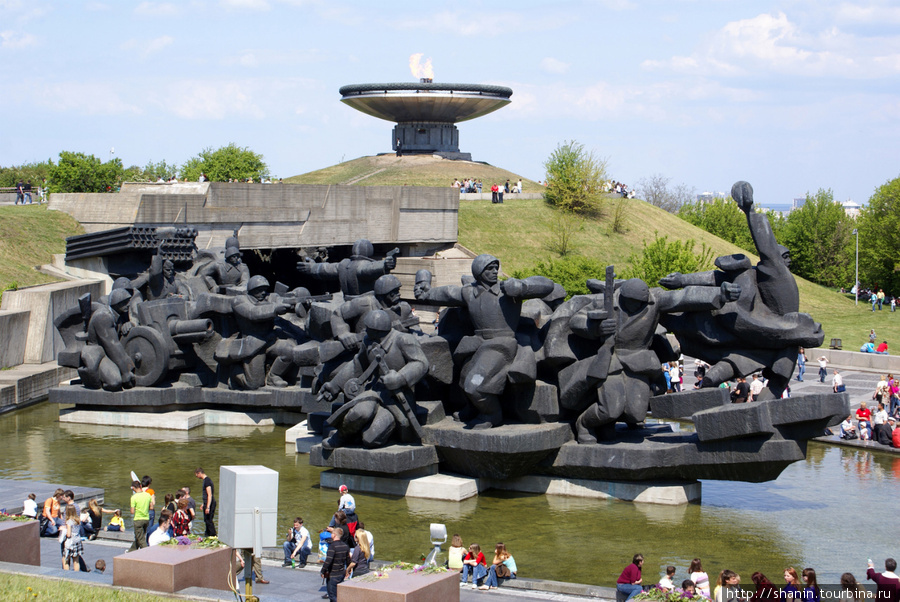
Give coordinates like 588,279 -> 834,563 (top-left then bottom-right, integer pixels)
296,238 -> 398,298
415,254 -> 554,429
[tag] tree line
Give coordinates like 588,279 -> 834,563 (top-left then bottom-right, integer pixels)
0,144 -> 269,194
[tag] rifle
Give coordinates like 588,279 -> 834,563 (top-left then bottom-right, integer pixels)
273,281 -> 334,305
372,346 -> 424,440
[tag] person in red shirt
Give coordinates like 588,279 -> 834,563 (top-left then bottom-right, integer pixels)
490,184 -> 500,204
460,543 -> 488,587
857,402 -> 873,440
867,558 -> 900,602
617,553 -> 644,601
877,341 -> 889,354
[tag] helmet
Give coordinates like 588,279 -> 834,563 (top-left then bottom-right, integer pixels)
351,239 -> 374,259
247,275 -> 269,292
224,246 -> 241,259
471,254 -> 500,279
364,309 -> 392,333
111,277 -> 134,293
618,279 -> 652,305
374,274 -> 401,296
108,288 -> 131,309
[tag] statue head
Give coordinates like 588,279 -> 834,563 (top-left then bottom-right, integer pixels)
225,246 -> 242,265
364,309 -> 392,342
111,277 -> 134,294
108,288 -> 132,315
471,254 -> 500,286
413,269 -> 432,298
247,275 -> 270,301
351,239 -> 374,259
778,244 -> 792,269
618,278 -> 653,314
225,233 -> 240,250
162,259 -> 175,281
374,274 -> 402,306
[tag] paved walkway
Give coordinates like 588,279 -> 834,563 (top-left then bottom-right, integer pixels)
0,478 -> 103,515
0,536 -> 612,601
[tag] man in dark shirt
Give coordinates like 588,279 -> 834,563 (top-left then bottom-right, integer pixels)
867,558 -> 900,602
321,527 -> 350,601
194,468 -> 216,537
732,377 -> 750,403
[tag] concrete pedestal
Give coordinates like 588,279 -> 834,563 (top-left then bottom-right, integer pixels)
59,407 -> 301,430
321,471 -> 478,502
0,520 -> 41,566
338,567 -> 460,602
113,545 -> 236,593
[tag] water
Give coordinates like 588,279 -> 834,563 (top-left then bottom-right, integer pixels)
1,402 -> 897,587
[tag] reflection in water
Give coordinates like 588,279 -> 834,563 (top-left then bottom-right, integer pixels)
1,403 -> 898,585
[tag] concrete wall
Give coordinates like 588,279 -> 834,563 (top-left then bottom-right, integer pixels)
0,310 -> 30,368
0,280 -> 103,364
812,348 -> 900,373
50,182 -> 459,251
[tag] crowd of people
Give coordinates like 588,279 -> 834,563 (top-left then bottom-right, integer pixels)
453,177 -> 523,197
12,179 -> 44,204
26,470 -> 214,574
315,485 -> 375,601
453,537 -> 518,591
618,555 -> 900,602
839,374 -> 900,447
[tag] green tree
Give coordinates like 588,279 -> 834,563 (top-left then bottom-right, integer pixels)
179,143 -> 268,182
677,197 -> 785,254
512,255 -> 608,299
620,233 -> 714,285
0,160 -> 55,189
141,159 -> 178,181
48,151 -> 124,193
858,175 -> 900,294
542,141 -> 608,215
779,189 -> 855,288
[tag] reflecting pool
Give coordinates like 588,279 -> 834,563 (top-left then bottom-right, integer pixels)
1,402 -> 895,587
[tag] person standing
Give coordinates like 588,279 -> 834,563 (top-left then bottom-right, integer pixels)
796,348 -> 806,381
832,369 -> 845,393
194,468 -> 216,537
616,553 -> 644,601
817,356 -> 828,383
491,183 -> 499,203
15,179 -> 24,205
669,362 -> 682,393
321,527 -> 350,602
395,138 -> 403,157
878,290 -> 886,311
24,181 -> 33,204
129,480 -> 151,551
749,374 -> 764,401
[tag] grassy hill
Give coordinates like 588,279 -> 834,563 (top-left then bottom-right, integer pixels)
0,204 -> 83,294
286,154 -> 542,191
457,197 -> 898,350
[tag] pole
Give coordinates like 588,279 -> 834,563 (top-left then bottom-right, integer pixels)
854,229 -> 859,306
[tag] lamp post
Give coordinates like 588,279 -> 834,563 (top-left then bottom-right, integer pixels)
853,228 -> 859,306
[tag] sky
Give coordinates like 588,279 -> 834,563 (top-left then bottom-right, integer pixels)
1,0 -> 899,206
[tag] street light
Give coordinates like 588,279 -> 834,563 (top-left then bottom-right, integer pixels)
853,228 -> 859,306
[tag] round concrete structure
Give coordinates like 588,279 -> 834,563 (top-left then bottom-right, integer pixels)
339,82 -> 513,158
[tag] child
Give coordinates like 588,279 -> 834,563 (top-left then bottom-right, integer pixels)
22,493 -> 37,518
106,509 -> 124,531
448,534 -> 465,571
95,559 -> 106,574
659,566 -> 676,591
460,543 -> 487,588
682,580 -> 696,596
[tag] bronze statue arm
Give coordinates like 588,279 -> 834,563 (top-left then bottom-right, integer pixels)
416,285 -> 466,307
395,337 -> 429,388
95,313 -> 135,376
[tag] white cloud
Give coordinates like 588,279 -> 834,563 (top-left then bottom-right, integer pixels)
220,0 -> 270,10
121,35 -> 174,58
157,80 -> 266,120
641,11 -> 900,78
390,10 -> 572,36
540,57 -> 570,74
134,2 -> 180,16
835,2 -> 900,24
34,82 -> 142,115
0,29 -> 35,49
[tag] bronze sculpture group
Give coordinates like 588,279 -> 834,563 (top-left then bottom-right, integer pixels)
56,183 -> 839,481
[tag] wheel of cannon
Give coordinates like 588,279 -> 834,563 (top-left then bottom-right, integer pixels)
123,326 -> 170,387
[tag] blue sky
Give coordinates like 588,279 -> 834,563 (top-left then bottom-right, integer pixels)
2,0 -> 899,206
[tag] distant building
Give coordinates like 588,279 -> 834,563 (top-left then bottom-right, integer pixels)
696,191 -> 726,203
792,197 -> 805,210
842,200 -> 861,217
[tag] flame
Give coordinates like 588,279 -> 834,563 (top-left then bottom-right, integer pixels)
409,53 -> 434,80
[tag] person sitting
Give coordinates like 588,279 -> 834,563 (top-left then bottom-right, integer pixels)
346,529 -> 371,578
856,402 -> 873,440
283,517 -> 311,567
840,415 -> 858,440
876,416 -> 896,446
22,493 -> 38,518
460,543 -> 488,588
877,341 -> 889,355
659,566 -> 676,592
617,554 -> 645,602
861,342 -> 876,353
682,580 -> 697,597
106,509 -> 124,531
148,515 -> 171,546
482,542 -> 517,590
448,534 -> 465,571
892,420 -> 900,448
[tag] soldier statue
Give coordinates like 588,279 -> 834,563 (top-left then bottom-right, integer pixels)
296,239 -> 397,298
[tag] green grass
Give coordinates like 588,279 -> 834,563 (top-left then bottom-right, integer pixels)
0,571 -> 174,601
0,204 -> 83,292
286,154 -> 542,191
457,197 -> 900,350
